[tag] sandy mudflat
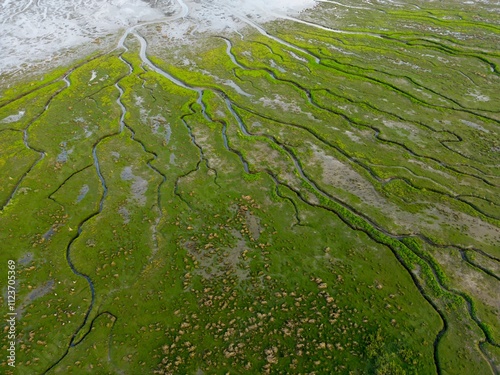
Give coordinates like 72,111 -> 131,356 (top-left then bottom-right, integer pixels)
0,0 -> 316,74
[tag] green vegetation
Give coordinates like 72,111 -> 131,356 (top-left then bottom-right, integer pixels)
1,0 -> 499,374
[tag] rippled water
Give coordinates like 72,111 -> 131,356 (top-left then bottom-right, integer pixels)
0,0 -> 316,74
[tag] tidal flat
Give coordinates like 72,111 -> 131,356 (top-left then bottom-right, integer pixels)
0,0 -> 499,374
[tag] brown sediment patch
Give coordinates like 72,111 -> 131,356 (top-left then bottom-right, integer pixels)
184,229 -> 249,281
423,204 -> 500,248
244,209 -> 261,241
436,250 -> 499,309
309,142 -> 411,222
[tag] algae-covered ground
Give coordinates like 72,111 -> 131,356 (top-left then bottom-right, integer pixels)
1,0 -> 500,374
